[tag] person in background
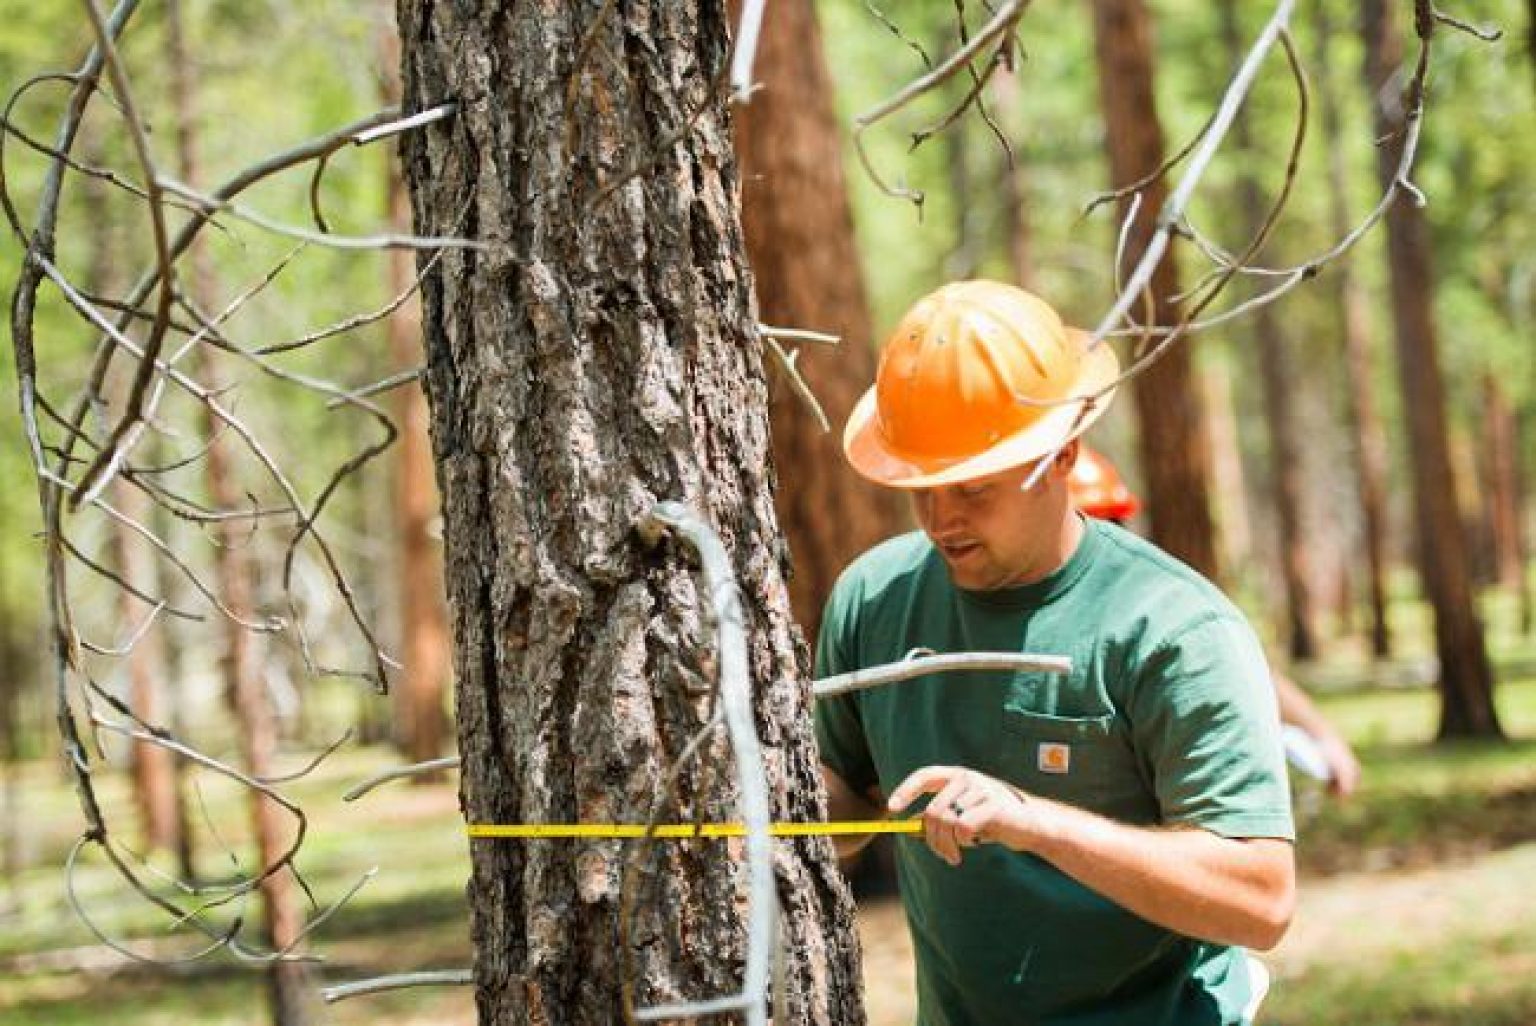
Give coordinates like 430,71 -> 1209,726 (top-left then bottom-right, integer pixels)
818,280 -> 1294,1026
1070,446 -> 1363,798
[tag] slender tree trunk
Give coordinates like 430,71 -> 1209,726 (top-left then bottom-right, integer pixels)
1452,429 -> 1490,583
0,674 -> 18,916
1254,305 -> 1319,659
160,608 -> 199,883
1482,375 -> 1527,603
1201,360 -> 1253,581
0,523 -> 21,914
165,3 -> 311,1020
1528,0 -> 1536,97
379,10 -> 450,768
113,484 -> 181,852
1315,0 -> 1393,658
1335,558 -> 1357,636
1090,0 -> 1221,581
1217,0 -> 1317,660
80,136 -> 183,854
351,463 -> 393,746
398,4 -> 865,1023
1517,411 -> 1534,636
1360,0 -> 1501,739
943,121 -> 981,279
992,65 -> 1037,290
733,0 -> 907,644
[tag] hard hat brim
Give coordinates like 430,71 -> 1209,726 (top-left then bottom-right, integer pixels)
843,329 -> 1120,490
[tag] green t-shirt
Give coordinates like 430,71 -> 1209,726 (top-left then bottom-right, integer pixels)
815,518 -> 1293,1026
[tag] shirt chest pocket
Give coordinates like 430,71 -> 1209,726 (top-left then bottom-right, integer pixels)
1000,704 -> 1142,812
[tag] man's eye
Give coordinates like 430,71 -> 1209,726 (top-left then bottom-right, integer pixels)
957,485 -> 991,500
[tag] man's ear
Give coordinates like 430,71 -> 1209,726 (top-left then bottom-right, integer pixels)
1053,439 -> 1081,479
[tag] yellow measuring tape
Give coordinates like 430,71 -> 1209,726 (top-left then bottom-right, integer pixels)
468,820 -> 922,840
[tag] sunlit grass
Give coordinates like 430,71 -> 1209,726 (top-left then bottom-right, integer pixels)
7,671 -> 1536,1026
0,746 -> 474,1025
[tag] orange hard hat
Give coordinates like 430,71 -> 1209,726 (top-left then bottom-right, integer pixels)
843,281 -> 1119,489
1070,445 -> 1141,521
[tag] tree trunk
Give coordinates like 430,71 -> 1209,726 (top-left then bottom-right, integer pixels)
165,3 -> 312,1020
1519,413 -> 1534,636
1483,378 -> 1532,634
992,65 -> 1037,290
379,9 -> 450,768
0,528 -> 21,914
160,607 -> 199,883
733,0 -> 907,645
1201,360 -> 1253,582
113,483 -> 181,852
397,4 -> 865,1024
1315,0 -> 1393,658
1217,0 -> 1318,660
1528,0 -> 1536,98
1482,375 -> 1523,594
80,132 -> 183,855
1359,0 -> 1501,739
0,674 -> 18,916
1090,0 -> 1221,582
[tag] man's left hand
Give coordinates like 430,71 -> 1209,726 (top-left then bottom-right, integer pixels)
887,766 -> 1036,866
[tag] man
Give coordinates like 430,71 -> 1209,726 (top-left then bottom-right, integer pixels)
1071,446 -> 1363,798
816,281 -> 1295,1025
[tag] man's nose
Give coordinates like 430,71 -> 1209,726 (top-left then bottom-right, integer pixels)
917,490 -> 962,533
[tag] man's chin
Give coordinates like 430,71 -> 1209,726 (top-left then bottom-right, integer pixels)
940,557 -> 995,591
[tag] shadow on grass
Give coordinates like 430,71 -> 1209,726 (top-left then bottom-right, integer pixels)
1299,740 -> 1536,876
3,942 -> 475,1026
2,886 -> 473,1026
1267,936 -> 1536,1026
325,884 -> 467,935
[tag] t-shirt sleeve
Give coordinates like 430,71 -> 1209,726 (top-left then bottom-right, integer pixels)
812,580 -> 879,795
1127,613 -> 1295,841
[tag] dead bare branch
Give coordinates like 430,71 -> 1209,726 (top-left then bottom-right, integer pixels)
852,0 -> 1030,204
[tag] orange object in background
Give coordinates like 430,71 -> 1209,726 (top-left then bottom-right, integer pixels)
1071,446 -> 1141,522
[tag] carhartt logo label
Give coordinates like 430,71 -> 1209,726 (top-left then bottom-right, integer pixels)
1038,743 -> 1071,774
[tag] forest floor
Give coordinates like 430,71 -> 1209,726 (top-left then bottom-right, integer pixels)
1,678 -> 1534,1025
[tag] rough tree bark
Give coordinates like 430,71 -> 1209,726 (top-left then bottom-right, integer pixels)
733,0 -> 906,644
398,4 -> 865,1023
1216,0 -> 1318,660
1090,0 -> 1221,581
1314,0 -> 1392,659
165,2 -> 312,1020
1359,0 -> 1501,738
379,10 -> 450,768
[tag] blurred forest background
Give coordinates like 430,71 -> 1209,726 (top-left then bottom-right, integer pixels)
1,1 -> 1534,1024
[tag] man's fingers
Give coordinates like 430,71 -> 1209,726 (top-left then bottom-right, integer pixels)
925,812 -> 961,866
955,794 -> 991,845
887,765 -> 958,813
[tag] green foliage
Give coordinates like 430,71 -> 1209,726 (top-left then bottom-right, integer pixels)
0,0 -> 406,687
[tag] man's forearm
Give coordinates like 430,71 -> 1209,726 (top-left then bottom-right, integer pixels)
1022,797 -> 1295,950
822,764 -> 887,859
889,766 -> 1295,950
